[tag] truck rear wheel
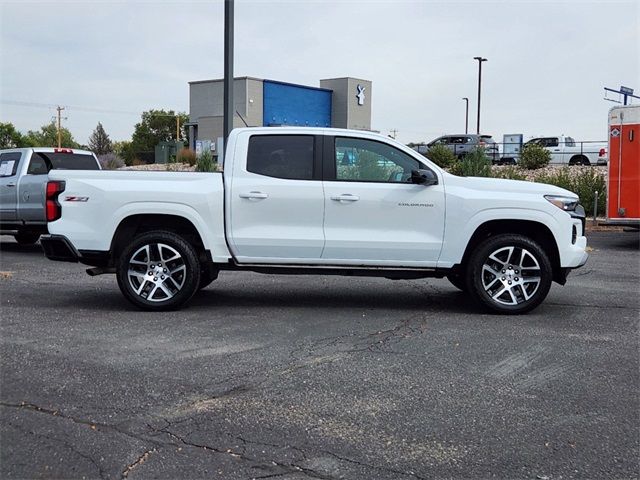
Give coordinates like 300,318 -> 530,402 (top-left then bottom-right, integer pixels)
467,234 -> 553,314
116,230 -> 200,311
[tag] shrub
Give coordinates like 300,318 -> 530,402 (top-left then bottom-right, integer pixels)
519,143 -> 551,170
97,153 -> 125,170
449,147 -> 491,177
491,166 -> 527,181
534,167 -> 573,192
196,150 -> 216,172
177,148 -> 197,166
132,158 -> 146,166
425,144 -> 456,168
167,154 -> 177,164
570,168 -> 606,216
533,167 -> 606,216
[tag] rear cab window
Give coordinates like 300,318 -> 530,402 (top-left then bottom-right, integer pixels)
0,152 -> 22,177
27,152 -> 100,175
247,135 -> 315,180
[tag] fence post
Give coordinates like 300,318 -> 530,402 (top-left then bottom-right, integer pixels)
593,190 -> 598,225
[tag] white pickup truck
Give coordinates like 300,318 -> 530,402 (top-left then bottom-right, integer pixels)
524,135 -> 608,165
41,127 -> 588,314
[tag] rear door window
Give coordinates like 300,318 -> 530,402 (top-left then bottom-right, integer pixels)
247,135 -> 315,180
0,152 -> 22,177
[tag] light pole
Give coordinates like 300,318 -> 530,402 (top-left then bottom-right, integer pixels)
223,0 -> 234,156
462,97 -> 469,134
473,56 -> 487,135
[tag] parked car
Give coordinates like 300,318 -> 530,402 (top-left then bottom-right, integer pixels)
427,134 -> 499,161
524,136 -> 608,166
0,147 -> 101,244
41,127 -> 587,314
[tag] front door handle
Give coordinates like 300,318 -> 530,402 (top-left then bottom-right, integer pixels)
6,182 -> 16,187
331,194 -> 360,202
239,191 -> 268,200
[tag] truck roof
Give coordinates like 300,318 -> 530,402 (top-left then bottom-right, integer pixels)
0,147 -> 95,155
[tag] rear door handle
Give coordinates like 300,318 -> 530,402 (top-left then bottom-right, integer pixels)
239,191 -> 268,200
331,194 -> 360,202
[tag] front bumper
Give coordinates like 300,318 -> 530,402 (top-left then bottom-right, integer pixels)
564,204 -> 588,269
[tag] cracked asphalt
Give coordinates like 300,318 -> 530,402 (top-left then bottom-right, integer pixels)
1,231 -> 638,479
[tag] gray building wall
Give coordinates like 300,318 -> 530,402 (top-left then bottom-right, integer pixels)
189,76 -> 372,146
320,77 -> 372,131
189,77 -> 264,141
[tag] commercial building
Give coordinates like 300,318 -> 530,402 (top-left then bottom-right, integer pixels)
187,76 -> 372,153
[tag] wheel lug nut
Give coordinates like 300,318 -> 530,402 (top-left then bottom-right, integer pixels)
148,272 -> 152,275
151,264 -> 155,268
502,277 -> 506,280
515,277 -> 519,281
502,270 -> 505,273
163,268 -> 167,273
508,281 -> 512,285
153,277 -> 158,281
161,275 -> 165,279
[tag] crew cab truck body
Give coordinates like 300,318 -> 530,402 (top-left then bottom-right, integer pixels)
41,127 -> 588,314
0,147 -> 100,244
524,135 -> 607,165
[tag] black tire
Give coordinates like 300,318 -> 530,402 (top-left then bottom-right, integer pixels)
14,233 -> 40,245
467,234 -> 553,314
198,266 -> 219,291
446,270 -> 467,292
569,155 -> 590,166
116,230 -> 200,311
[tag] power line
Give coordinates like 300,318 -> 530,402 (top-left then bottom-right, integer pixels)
1,99 -> 185,116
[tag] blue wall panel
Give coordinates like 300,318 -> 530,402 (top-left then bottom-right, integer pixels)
263,80 -> 331,127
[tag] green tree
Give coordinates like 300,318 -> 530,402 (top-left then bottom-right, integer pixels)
23,121 -> 79,148
130,109 -> 188,154
0,122 -> 26,148
88,122 -> 113,155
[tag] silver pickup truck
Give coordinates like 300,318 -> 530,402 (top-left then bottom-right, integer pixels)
0,147 -> 101,244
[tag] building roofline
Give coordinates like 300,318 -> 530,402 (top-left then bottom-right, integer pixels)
320,77 -> 371,83
189,76 -> 264,85
263,79 -> 333,93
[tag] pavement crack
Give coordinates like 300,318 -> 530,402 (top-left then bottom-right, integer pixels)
322,450 -> 428,480
0,401 -> 163,447
121,448 -> 157,478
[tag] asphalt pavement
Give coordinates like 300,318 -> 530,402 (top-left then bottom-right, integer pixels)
1,231 -> 638,479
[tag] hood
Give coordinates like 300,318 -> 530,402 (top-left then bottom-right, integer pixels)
443,173 -> 578,199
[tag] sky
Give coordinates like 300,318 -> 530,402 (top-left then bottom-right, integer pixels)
1,0 -> 638,145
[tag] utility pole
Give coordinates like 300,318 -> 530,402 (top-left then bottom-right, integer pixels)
473,57 -> 487,135
389,129 -> 398,139
462,97 -> 469,134
56,106 -> 65,148
223,0 -> 234,157
176,116 -> 180,141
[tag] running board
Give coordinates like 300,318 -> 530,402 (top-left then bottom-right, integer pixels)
223,262 -> 447,280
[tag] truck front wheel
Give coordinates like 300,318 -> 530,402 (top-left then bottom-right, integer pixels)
467,234 -> 553,314
116,230 -> 201,311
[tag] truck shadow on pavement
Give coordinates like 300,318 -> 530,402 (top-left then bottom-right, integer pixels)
0,240 -> 43,255
40,281 -> 478,315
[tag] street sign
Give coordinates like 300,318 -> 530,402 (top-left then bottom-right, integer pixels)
620,86 -> 634,95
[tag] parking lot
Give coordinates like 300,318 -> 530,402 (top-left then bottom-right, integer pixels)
0,231 -> 638,479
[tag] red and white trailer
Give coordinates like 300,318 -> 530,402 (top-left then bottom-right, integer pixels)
604,105 -> 640,229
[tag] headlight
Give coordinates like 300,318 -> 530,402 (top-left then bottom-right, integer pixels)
544,195 -> 579,211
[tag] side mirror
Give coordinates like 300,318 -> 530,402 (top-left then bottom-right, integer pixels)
411,169 -> 438,186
